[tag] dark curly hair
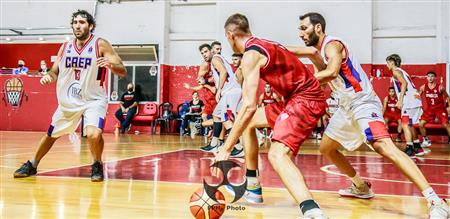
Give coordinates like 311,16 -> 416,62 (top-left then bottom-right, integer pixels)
71,10 -> 96,32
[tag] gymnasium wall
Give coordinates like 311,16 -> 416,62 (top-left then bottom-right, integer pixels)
1,1 -> 449,132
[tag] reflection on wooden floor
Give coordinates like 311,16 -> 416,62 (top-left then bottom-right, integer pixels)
1,131 -> 449,218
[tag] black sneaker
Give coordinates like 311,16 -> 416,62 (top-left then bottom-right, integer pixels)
405,145 -> 416,158
14,160 -> 37,178
230,146 -> 245,158
200,144 -> 219,153
91,161 -> 104,182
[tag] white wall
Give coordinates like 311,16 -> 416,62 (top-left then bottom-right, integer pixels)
372,0 -> 442,64
216,1 -> 372,64
1,0 -> 448,67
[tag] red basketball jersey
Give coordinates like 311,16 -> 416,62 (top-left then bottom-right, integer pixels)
386,96 -> 400,114
244,37 -> 325,101
263,91 -> 275,105
424,83 -> 445,110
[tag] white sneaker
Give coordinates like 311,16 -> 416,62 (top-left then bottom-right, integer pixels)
421,139 -> 432,148
429,199 -> 449,219
224,183 -> 263,204
301,208 -> 326,219
316,133 -> 322,140
338,181 -> 375,199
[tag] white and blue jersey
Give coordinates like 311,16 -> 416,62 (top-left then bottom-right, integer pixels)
47,34 -> 108,137
320,35 -> 376,109
57,34 -> 108,111
392,67 -> 422,109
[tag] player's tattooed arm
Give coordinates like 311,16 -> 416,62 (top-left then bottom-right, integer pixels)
314,41 -> 344,84
392,70 -> 407,109
40,43 -> 64,85
97,38 -> 127,77
286,46 -> 326,71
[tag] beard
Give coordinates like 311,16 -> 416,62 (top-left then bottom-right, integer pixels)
73,28 -> 90,41
305,31 -> 320,46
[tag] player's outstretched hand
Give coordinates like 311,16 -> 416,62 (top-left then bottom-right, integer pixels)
212,146 -> 231,177
183,83 -> 191,90
40,74 -> 53,85
97,57 -> 112,69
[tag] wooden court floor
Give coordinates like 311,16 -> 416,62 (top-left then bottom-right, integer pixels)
1,131 -> 449,219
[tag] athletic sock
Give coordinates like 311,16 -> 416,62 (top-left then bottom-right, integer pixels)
30,159 -> 39,168
350,173 -> 365,188
422,187 -> 442,204
210,137 -> 219,147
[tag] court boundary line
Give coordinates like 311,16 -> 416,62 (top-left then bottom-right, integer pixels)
34,149 -> 450,198
37,148 -> 186,174
34,175 -> 450,198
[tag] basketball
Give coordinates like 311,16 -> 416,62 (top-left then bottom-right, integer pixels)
189,187 -> 225,219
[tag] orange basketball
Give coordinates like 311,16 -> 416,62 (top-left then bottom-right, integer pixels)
189,187 -> 225,219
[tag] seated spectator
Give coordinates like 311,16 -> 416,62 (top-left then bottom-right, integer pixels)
183,91 -> 204,136
39,60 -> 48,75
13,60 -> 29,75
114,83 -> 139,134
383,87 -> 402,142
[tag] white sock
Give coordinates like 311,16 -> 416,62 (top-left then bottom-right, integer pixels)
350,173 -> 365,188
30,159 -> 39,168
422,187 -> 441,204
210,137 -> 218,146
247,176 -> 259,186
413,139 -> 420,144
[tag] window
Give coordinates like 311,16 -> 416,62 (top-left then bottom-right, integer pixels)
108,64 -> 159,103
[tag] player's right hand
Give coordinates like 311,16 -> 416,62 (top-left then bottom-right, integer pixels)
183,83 -> 191,89
40,74 -> 53,85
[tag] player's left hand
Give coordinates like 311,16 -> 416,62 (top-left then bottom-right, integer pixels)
97,57 -> 112,69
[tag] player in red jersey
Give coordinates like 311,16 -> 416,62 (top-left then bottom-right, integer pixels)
418,71 -> 450,146
183,61 -> 217,127
215,13 -> 327,218
258,83 -> 281,107
383,87 -> 402,142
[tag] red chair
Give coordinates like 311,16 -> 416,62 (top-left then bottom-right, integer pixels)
132,103 -> 158,132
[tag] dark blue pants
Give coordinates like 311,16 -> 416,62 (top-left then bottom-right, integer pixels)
115,107 -> 137,133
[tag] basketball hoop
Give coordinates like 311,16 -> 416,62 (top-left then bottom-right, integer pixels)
4,77 -> 25,109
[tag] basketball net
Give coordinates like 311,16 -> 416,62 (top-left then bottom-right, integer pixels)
6,91 -> 21,107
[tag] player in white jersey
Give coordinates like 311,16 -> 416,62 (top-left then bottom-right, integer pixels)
289,12 -> 449,218
197,43 -> 244,157
386,54 -> 427,157
13,10 -> 127,182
